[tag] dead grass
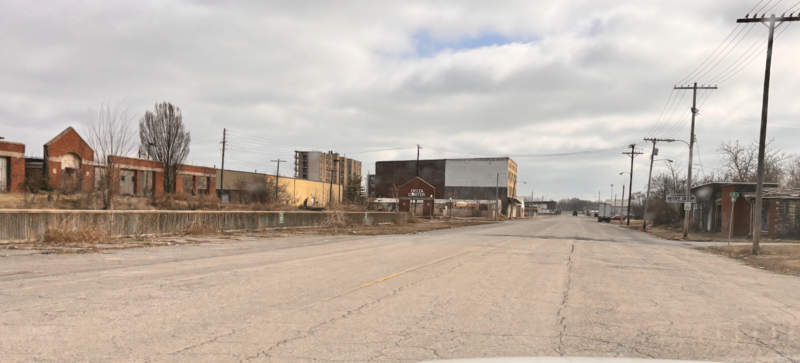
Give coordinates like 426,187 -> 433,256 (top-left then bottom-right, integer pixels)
320,209 -> 349,228
183,223 -> 219,235
42,226 -> 109,244
699,245 -> 800,276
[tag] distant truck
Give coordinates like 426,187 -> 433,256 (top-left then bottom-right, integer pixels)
597,203 -> 613,223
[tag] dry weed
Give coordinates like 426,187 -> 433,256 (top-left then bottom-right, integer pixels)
183,222 -> 219,235
43,226 -> 109,243
321,209 -> 349,228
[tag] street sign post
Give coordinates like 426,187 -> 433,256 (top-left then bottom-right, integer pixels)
728,192 -> 738,246
684,202 -> 691,211
667,194 -> 697,204
279,212 -> 285,224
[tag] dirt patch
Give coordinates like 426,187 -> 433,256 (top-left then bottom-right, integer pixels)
698,245 -> 800,276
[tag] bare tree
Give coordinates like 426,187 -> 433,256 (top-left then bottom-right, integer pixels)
717,139 -> 786,183
649,161 -> 686,226
139,102 -> 191,194
785,156 -> 800,188
87,101 -> 136,210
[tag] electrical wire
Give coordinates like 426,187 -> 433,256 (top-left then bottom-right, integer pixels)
785,0 -> 800,14
686,24 -> 753,84
763,0 -> 783,14
705,36 -> 763,84
756,0 -> 775,15
749,0 -> 767,15
717,22 -> 793,84
649,89 -> 688,137
644,89 -> 676,139
694,24 -> 757,83
676,24 -> 743,85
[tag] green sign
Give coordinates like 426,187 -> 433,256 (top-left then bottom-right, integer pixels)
279,213 -> 285,224
730,192 -> 739,201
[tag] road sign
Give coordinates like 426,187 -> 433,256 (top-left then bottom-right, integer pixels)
684,202 -> 692,211
667,194 -> 697,203
730,192 -> 739,201
279,213 -> 284,224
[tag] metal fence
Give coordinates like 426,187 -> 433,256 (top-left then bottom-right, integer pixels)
0,210 -> 407,241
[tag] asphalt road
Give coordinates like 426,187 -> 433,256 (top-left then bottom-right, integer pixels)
2,216 -> 800,362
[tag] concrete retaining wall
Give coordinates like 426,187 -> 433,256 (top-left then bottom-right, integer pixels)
0,210 -> 408,242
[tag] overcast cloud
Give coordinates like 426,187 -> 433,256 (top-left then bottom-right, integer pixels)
2,0 -> 800,201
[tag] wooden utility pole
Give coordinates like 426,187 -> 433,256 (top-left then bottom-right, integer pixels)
622,144 -> 642,226
621,185 -> 625,224
642,138 -> 675,230
416,144 -> 421,177
271,159 -> 286,199
737,13 -> 800,254
673,83 -> 717,237
219,128 -> 227,200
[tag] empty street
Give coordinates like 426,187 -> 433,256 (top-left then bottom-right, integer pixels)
2,217 -> 800,362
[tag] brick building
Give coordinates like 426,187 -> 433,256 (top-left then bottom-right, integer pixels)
110,156 -> 216,197
1,127 -> 216,199
690,182 -> 780,237
0,140 -> 26,192
43,127 -> 96,191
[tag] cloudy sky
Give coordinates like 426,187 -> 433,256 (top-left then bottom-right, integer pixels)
2,0 -> 800,201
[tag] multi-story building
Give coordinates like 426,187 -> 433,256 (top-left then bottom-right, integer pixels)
294,151 -> 362,191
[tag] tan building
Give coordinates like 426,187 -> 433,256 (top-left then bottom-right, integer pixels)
216,168 -> 341,206
294,151 -> 362,193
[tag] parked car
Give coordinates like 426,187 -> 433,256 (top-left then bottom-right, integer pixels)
612,215 -> 626,221
572,210 -> 578,216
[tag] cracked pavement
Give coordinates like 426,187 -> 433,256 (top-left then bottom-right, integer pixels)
2,216 -> 800,362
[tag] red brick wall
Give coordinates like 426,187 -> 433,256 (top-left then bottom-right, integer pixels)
108,156 -> 215,198
48,160 -> 63,189
0,141 -> 26,192
721,185 -> 752,237
44,128 -> 95,190
175,174 -> 184,194
45,128 -> 94,160
154,172 -> 164,197
109,156 -> 163,169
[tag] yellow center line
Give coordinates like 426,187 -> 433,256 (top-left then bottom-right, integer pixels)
361,247 -> 479,287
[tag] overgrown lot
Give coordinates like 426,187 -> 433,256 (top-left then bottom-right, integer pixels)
699,245 -> 800,276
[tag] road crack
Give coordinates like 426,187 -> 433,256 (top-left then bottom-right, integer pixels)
556,241 -> 575,356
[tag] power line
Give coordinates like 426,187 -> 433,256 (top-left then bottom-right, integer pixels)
649,89 -> 688,137
644,89 -> 677,139
684,24 -> 753,84
756,0 -> 775,15
705,36 -> 764,84
763,0 -> 784,15
694,24 -> 757,83
717,22 -> 793,84
748,0 -> 767,15
676,24 -> 743,85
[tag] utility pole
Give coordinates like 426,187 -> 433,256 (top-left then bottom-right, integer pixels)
271,159 -> 286,199
623,144 -> 643,226
495,173 -> 500,221
642,138 -> 675,230
673,83 -> 716,236
621,185 -> 625,224
416,144 -> 421,177
737,13 -> 800,254
219,128 -> 227,199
